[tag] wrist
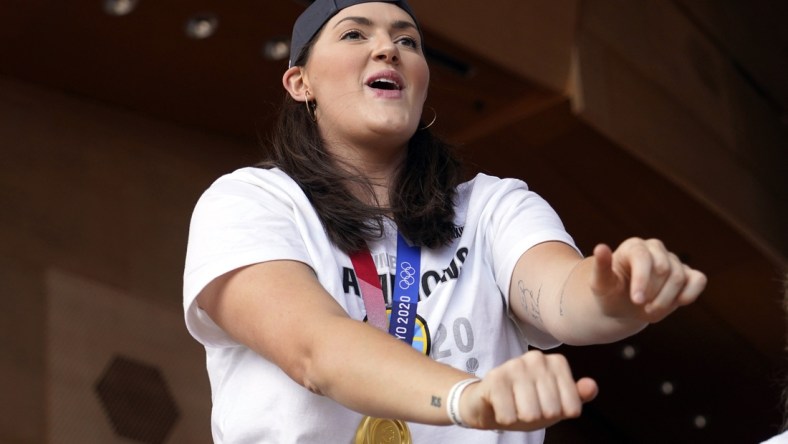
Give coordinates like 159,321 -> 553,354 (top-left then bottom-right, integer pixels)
447,378 -> 480,427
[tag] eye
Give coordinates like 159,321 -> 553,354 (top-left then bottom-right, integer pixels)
396,36 -> 420,49
340,30 -> 364,41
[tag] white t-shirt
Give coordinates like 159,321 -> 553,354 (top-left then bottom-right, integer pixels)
183,167 -> 578,443
762,430 -> 788,444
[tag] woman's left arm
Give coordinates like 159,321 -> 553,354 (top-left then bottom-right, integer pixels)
509,238 -> 707,345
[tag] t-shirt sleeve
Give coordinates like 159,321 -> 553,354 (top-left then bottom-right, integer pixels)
183,169 -> 314,348
476,175 -> 580,349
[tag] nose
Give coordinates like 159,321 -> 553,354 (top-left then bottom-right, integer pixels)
372,38 -> 400,64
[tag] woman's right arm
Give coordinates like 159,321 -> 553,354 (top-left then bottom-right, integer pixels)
197,259 -> 463,423
196,259 -> 597,430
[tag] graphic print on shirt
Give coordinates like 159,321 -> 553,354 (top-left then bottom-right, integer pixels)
420,247 -> 468,297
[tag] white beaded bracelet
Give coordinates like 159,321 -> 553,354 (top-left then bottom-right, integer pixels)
447,378 -> 480,427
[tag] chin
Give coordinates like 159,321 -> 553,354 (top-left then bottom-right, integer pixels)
372,123 -> 417,141
369,115 -> 417,133
362,123 -> 414,148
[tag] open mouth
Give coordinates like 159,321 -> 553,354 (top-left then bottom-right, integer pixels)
365,71 -> 404,92
367,78 -> 402,91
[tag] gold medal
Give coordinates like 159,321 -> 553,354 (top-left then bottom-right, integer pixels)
354,416 -> 412,444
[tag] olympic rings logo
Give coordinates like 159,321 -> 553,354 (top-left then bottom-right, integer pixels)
398,262 -> 416,290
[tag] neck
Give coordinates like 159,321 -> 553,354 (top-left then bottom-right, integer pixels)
325,139 -> 407,208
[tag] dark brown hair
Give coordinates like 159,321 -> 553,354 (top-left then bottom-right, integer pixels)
258,93 -> 462,253
258,37 -> 462,253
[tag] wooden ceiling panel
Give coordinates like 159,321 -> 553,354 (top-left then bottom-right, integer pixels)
411,0 -> 579,92
0,0 -> 548,143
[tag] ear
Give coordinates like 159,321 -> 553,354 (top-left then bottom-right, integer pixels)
282,66 -> 310,102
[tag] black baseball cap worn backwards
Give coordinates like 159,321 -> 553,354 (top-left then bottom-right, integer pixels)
289,0 -> 419,67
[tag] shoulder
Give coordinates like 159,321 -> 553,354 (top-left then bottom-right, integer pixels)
456,173 -> 533,210
205,166 -> 302,198
194,167 -> 313,213
761,431 -> 788,444
458,173 -> 530,195
189,166 -> 319,237
456,173 -> 573,249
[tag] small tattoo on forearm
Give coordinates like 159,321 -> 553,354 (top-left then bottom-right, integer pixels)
531,285 -> 542,323
518,280 -> 529,315
518,280 -> 542,324
431,396 -> 442,408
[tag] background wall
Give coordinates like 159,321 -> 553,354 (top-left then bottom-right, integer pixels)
0,77 -> 252,443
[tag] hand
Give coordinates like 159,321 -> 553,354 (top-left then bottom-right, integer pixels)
591,238 -> 707,322
460,350 -> 598,431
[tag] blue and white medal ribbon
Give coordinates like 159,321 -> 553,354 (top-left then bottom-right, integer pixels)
388,232 -> 421,345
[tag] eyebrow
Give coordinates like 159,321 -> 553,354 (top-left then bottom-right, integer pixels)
333,16 -> 418,32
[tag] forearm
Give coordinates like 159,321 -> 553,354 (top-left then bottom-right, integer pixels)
200,260 -> 469,425
309,317 -> 601,432
541,257 -> 647,345
514,239 -> 705,346
304,316 -> 468,424
510,242 -> 647,346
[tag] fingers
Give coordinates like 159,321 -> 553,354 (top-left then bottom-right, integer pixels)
590,243 -> 620,297
643,249 -> 684,313
550,359 -> 584,418
515,358 -> 565,422
681,267 -> 707,304
470,351 -> 595,431
607,238 -> 706,319
623,238 -> 660,304
487,375 -> 520,425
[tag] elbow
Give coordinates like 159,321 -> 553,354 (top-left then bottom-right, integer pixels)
274,316 -> 356,398
303,376 -> 324,396
284,339 -> 332,397
300,359 -> 326,396
279,350 -> 323,395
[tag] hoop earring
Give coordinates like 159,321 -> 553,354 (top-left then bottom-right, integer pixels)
419,107 -> 437,130
304,91 -> 317,122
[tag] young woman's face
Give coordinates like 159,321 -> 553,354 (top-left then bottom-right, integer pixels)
303,2 -> 429,150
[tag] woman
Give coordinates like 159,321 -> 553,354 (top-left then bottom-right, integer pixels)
183,1 -> 707,442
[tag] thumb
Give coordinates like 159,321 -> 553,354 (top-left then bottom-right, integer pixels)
576,377 -> 598,403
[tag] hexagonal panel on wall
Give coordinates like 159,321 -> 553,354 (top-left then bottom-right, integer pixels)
95,355 -> 180,444
46,269 -> 211,443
